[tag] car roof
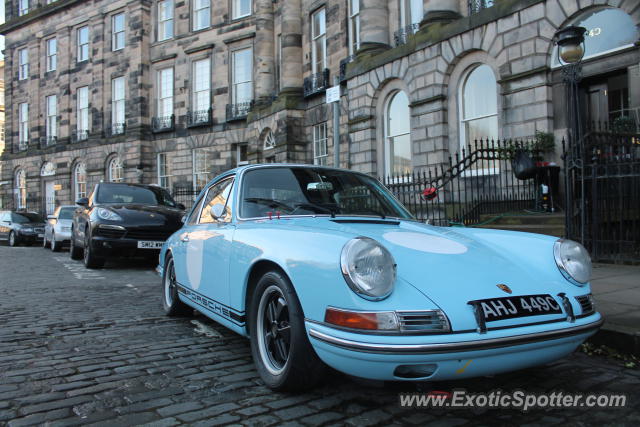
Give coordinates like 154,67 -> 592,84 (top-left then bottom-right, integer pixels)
97,182 -> 161,189
218,163 -> 371,179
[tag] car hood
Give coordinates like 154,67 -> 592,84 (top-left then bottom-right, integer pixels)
97,204 -> 184,226
281,217 -> 574,330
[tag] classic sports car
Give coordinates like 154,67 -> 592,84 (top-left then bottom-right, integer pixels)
70,182 -> 185,268
159,164 -> 602,390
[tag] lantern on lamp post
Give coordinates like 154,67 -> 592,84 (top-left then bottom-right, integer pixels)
554,25 -> 587,245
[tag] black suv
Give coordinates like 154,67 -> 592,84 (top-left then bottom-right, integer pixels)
69,182 -> 185,268
0,211 -> 47,247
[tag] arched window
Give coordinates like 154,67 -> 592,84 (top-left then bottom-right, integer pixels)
74,162 -> 87,200
384,91 -> 412,176
459,64 -> 498,148
107,157 -> 124,182
14,169 -> 26,209
263,130 -> 276,150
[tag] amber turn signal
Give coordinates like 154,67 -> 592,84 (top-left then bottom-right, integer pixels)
324,307 -> 398,331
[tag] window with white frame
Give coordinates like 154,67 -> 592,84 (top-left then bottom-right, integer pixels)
192,148 -> 214,191
348,0 -> 360,55
384,91 -> 412,176
232,48 -> 252,104
275,34 -> 282,92
18,48 -> 29,80
77,86 -> 90,139
74,163 -> 87,200
46,38 -> 57,72
108,157 -> 124,182
157,153 -> 172,189
15,169 -> 27,209
18,0 -> 29,16
192,59 -> 210,113
313,123 -> 328,165
18,103 -> 29,149
232,0 -> 251,20
311,8 -> 326,74
263,130 -> 275,150
193,0 -> 210,31
77,26 -> 89,62
112,77 -> 126,132
157,68 -> 174,118
236,144 -> 248,166
400,0 -> 423,27
158,0 -> 174,41
459,64 -> 498,148
46,95 -> 57,142
112,13 -> 125,51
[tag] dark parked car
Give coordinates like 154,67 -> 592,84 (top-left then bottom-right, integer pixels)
70,182 -> 185,268
0,211 -> 46,247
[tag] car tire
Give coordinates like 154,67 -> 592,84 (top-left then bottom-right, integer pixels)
249,270 -> 326,391
69,229 -> 83,260
83,228 -> 105,269
43,235 -> 49,249
51,234 -> 60,252
8,231 -> 18,247
162,255 -> 191,316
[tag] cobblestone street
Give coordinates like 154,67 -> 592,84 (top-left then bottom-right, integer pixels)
0,245 -> 638,426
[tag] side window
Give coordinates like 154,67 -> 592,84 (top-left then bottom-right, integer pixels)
188,195 -> 206,225
199,177 -> 234,224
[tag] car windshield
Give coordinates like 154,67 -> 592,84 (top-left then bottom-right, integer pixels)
57,207 -> 76,220
95,183 -> 177,207
12,212 -> 44,223
240,167 -> 414,220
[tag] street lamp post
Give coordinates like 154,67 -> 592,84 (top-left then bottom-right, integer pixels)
554,25 -> 587,245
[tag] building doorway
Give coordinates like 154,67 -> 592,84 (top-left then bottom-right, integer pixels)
582,70 -> 632,130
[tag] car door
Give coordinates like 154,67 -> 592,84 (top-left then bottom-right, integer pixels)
179,177 -> 236,317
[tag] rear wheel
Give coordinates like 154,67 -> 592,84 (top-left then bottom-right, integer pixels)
249,270 -> 325,391
83,229 -> 104,269
8,231 -> 18,247
69,229 -> 83,260
162,256 -> 191,316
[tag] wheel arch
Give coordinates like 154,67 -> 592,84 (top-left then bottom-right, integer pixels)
243,259 -> 291,334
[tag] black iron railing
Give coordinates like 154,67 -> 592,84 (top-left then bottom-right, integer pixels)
226,102 -> 253,121
172,187 -> 202,211
187,109 -> 212,127
394,23 -> 420,47
340,55 -> 356,82
108,123 -> 126,137
303,69 -> 330,98
152,115 -> 175,133
72,130 -> 90,143
380,139 -> 544,227
468,0 -> 495,15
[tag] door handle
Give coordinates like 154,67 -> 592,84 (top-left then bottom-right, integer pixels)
181,235 -> 189,242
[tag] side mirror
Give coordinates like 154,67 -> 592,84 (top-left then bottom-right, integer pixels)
210,203 -> 226,221
180,215 -> 187,224
177,203 -> 186,210
76,197 -> 89,207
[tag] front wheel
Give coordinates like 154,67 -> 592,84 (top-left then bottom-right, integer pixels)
83,230 -> 104,269
42,234 -> 49,249
249,270 -> 325,391
162,256 -> 191,316
8,231 -> 18,247
50,234 -> 60,252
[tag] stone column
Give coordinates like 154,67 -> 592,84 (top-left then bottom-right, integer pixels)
254,0 -> 275,103
421,0 -> 461,28
358,0 -> 391,56
280,0 -> 303,95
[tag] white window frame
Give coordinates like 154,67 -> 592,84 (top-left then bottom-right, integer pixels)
112,77 -> 126,131
192,148 -> 213,191
348,0 -> 360,55
19,0 -> 29,16
192,59 -> 211,113
157,68 -> 174,118
384,91 -> 413,177
311,8 -> 327,74
158,0 -> 174,41
400,0 -> 423,27
74,163 -> 87,200
18,103 -> 29,149
275,34 -> 282,92
157,153 -> 172,189
46,95 -> 57,142
236,144 -> 248,166
232,48 -> 253,105
108,157 -> 124,182
193,0 -> 211,31
46,38 -> 57,72
313,123 -> 328,165
458,64 -> 499,150
232,0 -> 252,20
77,26 -> 89,62
112,13 -> 126,51
18,48 -> 29,80
77,86 -> 90,139
15,169 -> 27,209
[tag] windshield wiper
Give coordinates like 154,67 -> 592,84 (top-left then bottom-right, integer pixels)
244,197 -> 294,212
293,202 -> 338,218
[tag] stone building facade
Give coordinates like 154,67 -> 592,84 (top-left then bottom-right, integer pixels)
0,0 -> 638,212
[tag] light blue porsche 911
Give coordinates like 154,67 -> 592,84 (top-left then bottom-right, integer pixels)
158,164 -> 602,391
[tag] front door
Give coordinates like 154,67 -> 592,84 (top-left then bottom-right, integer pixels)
45,181 -> 56,215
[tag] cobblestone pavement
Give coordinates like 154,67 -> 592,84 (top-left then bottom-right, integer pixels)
0,245 -> 638,427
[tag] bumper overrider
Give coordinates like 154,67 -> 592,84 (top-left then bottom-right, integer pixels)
305,314 -> 603,381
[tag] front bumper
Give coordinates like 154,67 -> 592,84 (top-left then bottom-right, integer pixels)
306,314 -> 603,381
89,236 -> 163,258
53,230 -> 72,242
18,231 -> 44,242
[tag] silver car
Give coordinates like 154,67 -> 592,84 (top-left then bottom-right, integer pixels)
43,205 -> 76,251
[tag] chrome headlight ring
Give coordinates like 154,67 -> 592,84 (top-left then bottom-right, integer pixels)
554,239 -> 592,286
340,237 -> 397,301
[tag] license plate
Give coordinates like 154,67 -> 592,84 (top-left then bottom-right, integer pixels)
38,234 -> 44,238
137,241 -> 164,249
470,294 -> 562,322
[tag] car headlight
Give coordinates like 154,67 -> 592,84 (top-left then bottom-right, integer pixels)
554,239 -> 591,285
96,208 -> 123,221
340,237 -> 396,300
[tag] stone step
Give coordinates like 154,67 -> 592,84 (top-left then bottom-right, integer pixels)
478,212 -> 565,226
474,223 -> 566,237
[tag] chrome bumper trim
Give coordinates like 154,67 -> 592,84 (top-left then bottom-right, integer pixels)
308,317 -> 603,355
